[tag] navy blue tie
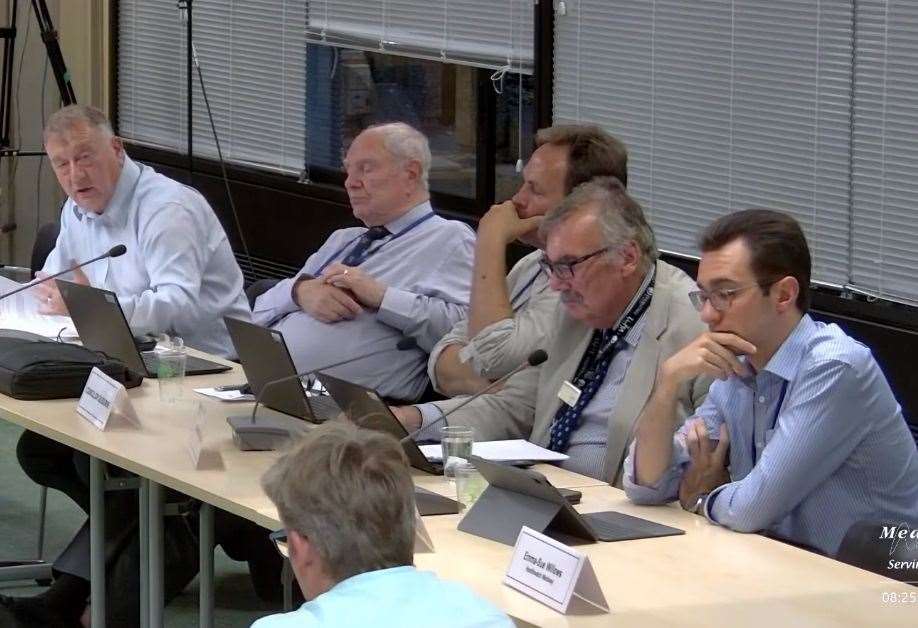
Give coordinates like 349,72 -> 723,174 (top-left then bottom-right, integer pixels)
548,330 -> 624,452
341,226 -> 390,267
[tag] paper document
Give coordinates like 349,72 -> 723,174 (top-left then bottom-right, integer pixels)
0,275 -> 77,338
194,387 -> 255,402
419,439 -> 569,463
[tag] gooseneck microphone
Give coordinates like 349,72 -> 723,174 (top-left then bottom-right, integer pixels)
249,336 -> 418,423
0,244 -> 128,301
400,349 -> 548,444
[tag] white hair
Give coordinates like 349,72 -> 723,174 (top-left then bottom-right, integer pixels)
44,105 -> 114,142
366,122 -> 431,191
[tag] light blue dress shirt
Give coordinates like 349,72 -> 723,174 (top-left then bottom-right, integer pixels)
624,314 -> 918,555
252,202 -> 475,401
250,566 -> 512,628
42,156 -> 251,357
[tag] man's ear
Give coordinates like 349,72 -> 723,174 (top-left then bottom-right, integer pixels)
287,529 -> 313,568
111,136 -> 126,163
617,241 -> 641,277
772,276 -> 800,313
403,159 -> 422,188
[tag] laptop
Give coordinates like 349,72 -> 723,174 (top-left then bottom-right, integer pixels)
318,372 -> 443,475
56,279 -> 231,377
223,316 -> 340,423
461,456 -> 685,545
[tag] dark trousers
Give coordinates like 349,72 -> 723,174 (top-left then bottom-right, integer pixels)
15,430 -> 289,616
17,430 -> 91,514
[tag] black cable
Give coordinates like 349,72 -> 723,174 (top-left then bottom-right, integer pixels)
36,55 -> 49,237
190,43 -> 255,281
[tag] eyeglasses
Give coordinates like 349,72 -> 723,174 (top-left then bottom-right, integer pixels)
269,528 -> 289,559
688,280 -> 777,312
538,247 -> 609,281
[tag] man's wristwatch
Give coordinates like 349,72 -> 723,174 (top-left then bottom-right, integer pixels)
686,492 -> 709,515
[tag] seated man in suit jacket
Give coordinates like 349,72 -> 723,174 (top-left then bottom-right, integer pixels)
393,177 -> 711,484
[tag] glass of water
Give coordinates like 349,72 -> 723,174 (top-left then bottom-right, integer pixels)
440,425 -> 473,480
455,462 -> 487,516
156,335 -> 186,403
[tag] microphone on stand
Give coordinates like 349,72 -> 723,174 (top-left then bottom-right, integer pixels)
229,336 -> 419,451
0,244 -> 128,301
400,349 -> 548,444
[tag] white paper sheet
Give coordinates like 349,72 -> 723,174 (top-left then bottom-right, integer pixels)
419,439 -> 569,463
193,387 -> 256,402
0,275 -> 77,338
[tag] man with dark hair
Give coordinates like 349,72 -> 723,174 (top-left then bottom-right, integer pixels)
625,209 -> 918,556
429,124 -> 629,396
395,178 -> 709,484
253,422 -> 512,627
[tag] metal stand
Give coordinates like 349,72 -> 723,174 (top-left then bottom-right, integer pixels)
0,0 -> 77,235
0,485 -> 53,583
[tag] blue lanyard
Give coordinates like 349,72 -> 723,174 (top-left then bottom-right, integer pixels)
752,380 -> 788,464
315,211 -> 435,275
509,266 -> 544,310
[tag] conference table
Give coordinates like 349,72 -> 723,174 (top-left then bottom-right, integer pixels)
0,353 -> 914,627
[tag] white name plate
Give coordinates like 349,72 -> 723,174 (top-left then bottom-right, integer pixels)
185,401 -> 223,470
77,367 -> 139,431
504,526 -> 609,614
186,419 -> 205,468
414,506 -> 435,554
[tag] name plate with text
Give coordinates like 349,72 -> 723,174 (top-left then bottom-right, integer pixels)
504,526 -> 609,614
77,367 -> 139,431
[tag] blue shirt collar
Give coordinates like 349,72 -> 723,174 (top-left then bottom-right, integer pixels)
72,155 -> 141,227
384,200 -> 434,233
325,565 -> 416,595
737,314 -> 814,386
763,314 -> 814,381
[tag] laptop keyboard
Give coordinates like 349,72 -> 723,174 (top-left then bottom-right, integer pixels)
141,353 -> 227,376
583,513 -> 640,539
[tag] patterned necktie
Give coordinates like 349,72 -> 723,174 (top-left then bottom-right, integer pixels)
548,330 -> 624,452
547,268 -> 657,453
341,226 -> 390,266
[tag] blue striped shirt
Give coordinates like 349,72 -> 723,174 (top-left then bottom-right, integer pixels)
624,314 -> 918,555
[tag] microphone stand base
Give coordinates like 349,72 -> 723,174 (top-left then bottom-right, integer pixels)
227,409 -> 310,451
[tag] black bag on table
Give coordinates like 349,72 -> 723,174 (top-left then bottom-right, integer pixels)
0,329 -> 142,400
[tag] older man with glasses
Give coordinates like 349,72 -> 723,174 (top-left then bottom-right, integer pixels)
624,209 -> 918,559
393,177 -> 710,485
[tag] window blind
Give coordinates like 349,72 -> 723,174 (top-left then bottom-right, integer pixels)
305,0 -> 534,73
118,1 -> 307,173
554,1 -> 854,289
851,1 -> 918,305
117,2 -> 187,151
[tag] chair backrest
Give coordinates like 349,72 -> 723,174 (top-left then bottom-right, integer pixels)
30,222 -> 61,278
245,277 -> 281,309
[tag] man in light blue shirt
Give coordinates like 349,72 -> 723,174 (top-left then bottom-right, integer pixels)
252,122 -> 474,401
253,422 -> 512,628
36,104 -> 250,358
625,209 -> 918,557
1,105 -> 251,625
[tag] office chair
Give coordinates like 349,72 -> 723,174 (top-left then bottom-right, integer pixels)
245,277 -> 281,309
836,520 -> 918,585
0,221 -> 60,584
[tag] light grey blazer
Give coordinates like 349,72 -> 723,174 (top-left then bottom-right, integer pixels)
428,260 -> 711,485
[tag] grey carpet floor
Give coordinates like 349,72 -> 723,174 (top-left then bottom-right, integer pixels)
0,419 -> 282,626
